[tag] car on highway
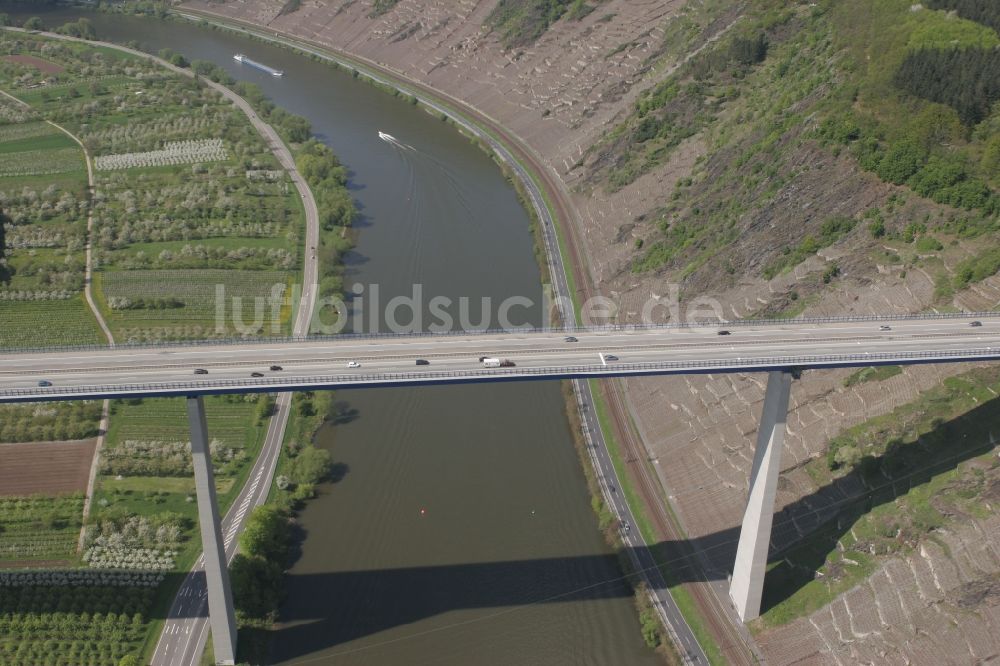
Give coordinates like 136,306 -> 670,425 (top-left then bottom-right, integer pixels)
717,330 -> 731,336
970,321 -> 983,327
250,372 -> 264,378
347,361 -> 361,368
415,359 -> 430,365
270,365 -> 283,371
499,360 -> 516,367
604,354 -> 619,361
564,336 -> 578,342
37,380 -> 52,387
879,325 -> 891,331
194,368 -> 208,374
622,522 -> 631,533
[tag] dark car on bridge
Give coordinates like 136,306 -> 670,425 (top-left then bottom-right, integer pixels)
37,380 -> 52,387
270,365 -> 283,371
194,368 -> 208,375
415,359 -> 430,365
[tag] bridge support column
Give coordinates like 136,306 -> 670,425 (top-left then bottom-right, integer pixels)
729,370 -> 792,622
186,396 -> 238,665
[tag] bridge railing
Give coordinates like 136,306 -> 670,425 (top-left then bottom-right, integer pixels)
1,311 -> 998,355
5,346 -> 999,401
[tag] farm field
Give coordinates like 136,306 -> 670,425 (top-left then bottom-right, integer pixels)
0,298 -> 105,349
0,494 -> 85,562
97,269 -> 292,341
94,394 -> 270,528
0,441 -> 96,498
1,31 -> 304,344
0,568 -> 160,666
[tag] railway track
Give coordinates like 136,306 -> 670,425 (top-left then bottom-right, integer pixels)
602,378 -> 758,665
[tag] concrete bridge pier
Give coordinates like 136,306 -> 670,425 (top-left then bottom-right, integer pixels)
186,396 -> 238,665
729,370 -> 793,622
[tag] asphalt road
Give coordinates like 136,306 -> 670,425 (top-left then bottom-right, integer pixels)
2,316 -> 999,403
150,392 -> 293,666
572,377 -> 709,663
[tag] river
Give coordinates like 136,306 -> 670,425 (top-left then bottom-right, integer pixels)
0,7 -> 661,665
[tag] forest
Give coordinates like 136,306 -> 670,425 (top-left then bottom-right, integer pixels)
894,47 -> 1000,126
925,0 -> 1000,33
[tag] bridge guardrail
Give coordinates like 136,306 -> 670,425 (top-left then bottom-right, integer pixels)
4,346 -> 1000,401
1,311 -> 998,355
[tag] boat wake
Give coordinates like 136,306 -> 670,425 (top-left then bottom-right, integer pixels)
378,130 -> 414,151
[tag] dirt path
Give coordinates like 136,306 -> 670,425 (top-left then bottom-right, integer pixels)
0,84 -> 115,547
41,116 -> 113,555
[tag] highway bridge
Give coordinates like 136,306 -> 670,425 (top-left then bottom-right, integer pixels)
1,313 -> 999,403
3,311 -> 999,664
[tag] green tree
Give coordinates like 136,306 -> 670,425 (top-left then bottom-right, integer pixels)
875,140 -> 926,184
118,656 -> 138,666
238,505 -> 289,562
288,445 -> 332,485
230,553 -> 284,619
23,16 -> 45,31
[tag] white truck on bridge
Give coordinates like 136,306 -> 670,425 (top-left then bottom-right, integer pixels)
481,357 -> 515,368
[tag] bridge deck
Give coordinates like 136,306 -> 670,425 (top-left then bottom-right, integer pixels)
1,315 -> 999,403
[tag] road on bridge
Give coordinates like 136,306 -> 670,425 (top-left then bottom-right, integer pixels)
2,316 -> 999,404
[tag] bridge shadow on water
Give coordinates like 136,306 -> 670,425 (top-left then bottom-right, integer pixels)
43,394 -> 985,661
258,394 -> 1000,661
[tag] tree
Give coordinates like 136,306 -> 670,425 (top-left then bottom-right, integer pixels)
118,656 -> 138,666
869,218 -> 885,239
230,553 -> 284,619
875,140 -> 926,185
238,504 -> 289,562
23,16 -> 45,31
288,445 -> 332,485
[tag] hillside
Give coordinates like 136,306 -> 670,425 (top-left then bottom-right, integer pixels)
178,0 -> 1000,663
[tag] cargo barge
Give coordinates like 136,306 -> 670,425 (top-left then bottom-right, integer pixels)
233,54 -> 283,77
